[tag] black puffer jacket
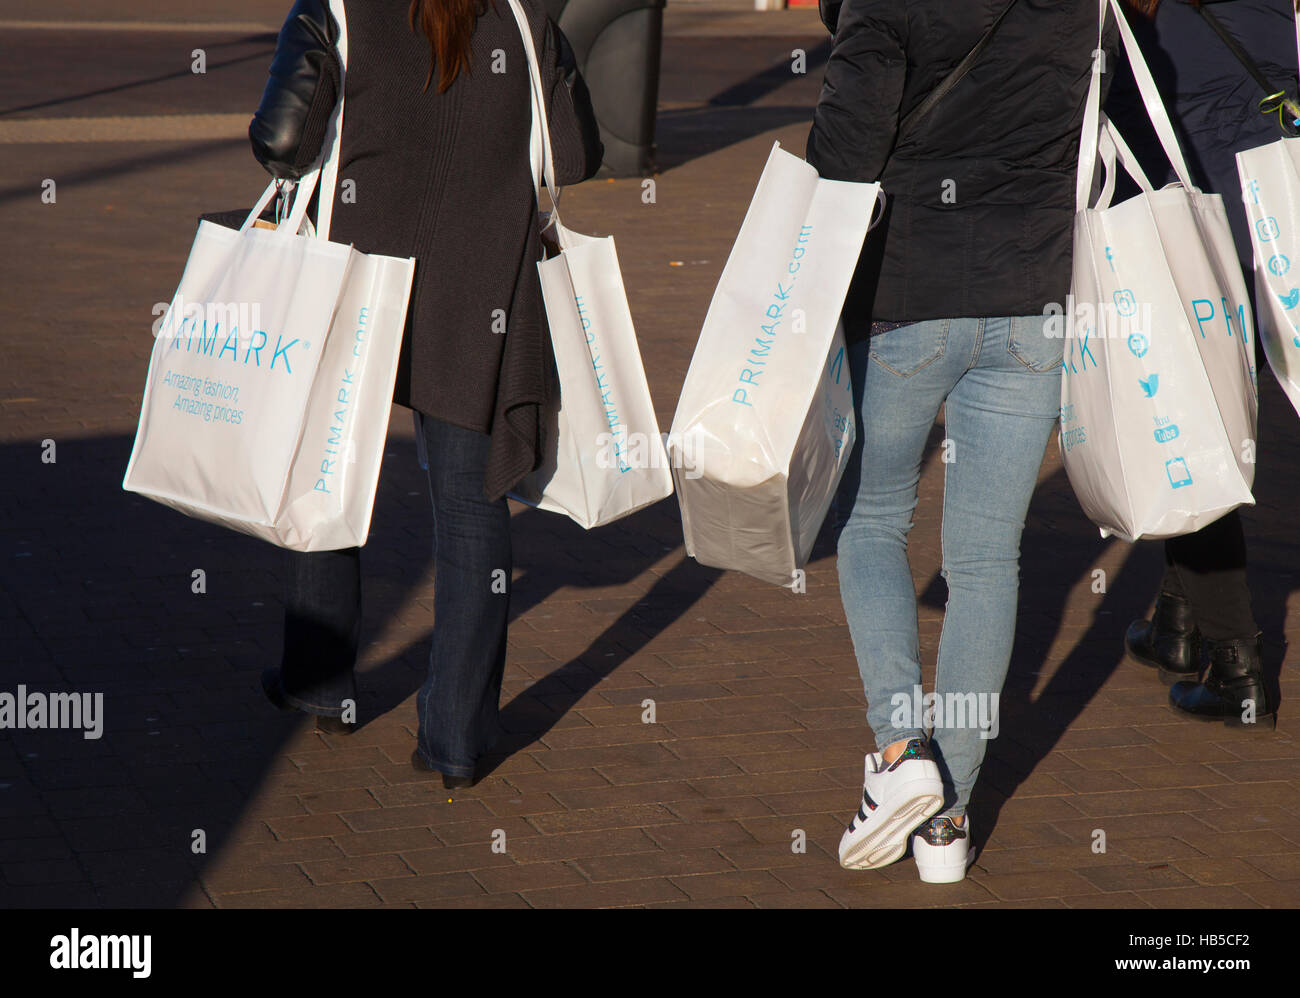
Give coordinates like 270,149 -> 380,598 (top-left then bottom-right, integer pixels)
807,0 -> 1118,333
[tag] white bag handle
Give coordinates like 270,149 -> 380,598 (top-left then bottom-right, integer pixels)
1078,0 -> 1197,212
239,0 -> 348,239
505,0 -> 563,220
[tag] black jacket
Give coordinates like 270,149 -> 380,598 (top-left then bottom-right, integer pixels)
807,0 -> 1117,332
250,0 -> 603,500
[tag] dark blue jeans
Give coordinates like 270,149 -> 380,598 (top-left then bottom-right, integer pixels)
279,413 -> 511,778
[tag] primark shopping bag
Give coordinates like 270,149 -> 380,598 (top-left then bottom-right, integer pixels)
667,141 -> 881,586
1235,9 -> 1300,419
123,0 -> 416,551
1060,0 -> 1256,542
503,0 -> 673,528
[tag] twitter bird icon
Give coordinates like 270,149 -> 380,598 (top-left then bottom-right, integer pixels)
1279,288 -> 1300,310
1139,373 -> 1159,398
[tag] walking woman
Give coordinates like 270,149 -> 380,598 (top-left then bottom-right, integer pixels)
808,0 -> 1114,881
1109,0 -> 1288,728
249,0 -> 603,787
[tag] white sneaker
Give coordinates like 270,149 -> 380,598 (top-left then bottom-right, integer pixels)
912,815 -> 972,883
838,738 -> 944,870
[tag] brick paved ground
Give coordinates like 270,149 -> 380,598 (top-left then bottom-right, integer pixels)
1,4 -> 1298,909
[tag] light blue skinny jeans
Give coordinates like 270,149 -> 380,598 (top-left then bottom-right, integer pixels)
834,316 -> 1062,818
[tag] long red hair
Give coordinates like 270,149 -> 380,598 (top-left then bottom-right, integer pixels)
409,0 -> 489,93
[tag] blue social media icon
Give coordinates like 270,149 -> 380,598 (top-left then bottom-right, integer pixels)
1154,424 -> 1179,443
1166,457 -> 1193,489
1281,289 -> 1300,310
1258,216 -> 1281,241
1113,289 -> 1137,316
1128,333 -> 1149,357
1139,373 -> 1159,398
1269,254 -> 1291,276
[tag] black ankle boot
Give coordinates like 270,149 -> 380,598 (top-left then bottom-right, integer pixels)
1125,592 -> 1201,683
1170,634 -> 1275,729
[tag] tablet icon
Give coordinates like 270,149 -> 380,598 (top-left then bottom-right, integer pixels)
1166,457 -> 1193,489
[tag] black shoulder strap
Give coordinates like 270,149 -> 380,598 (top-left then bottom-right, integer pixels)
899,0 -> 1020,134
1193,2 -> 1283,99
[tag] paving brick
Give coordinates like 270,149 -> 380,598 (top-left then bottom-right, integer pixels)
665,868 -> 785,900
1135,885 -> 1264,908
1172,856 -> 1272,886
827,879 -> 994,908
1075,863 -> 1197,893
330,826 -> 441,857
1060,891 -> 1153,908
216,882 -> 384,908
200,862 -> 311,895
1234,879 -> 1300,906
299,853 -> 413,885
521,877 -> 689,908
415,892 -> 532,909
1173,828 -> 1299,858
970,869 -> 1100,900
474,861 -> 588,893
367,873 -> 485,904
549,781 -> 704,810
527,804 -> 677,835
265,813 -> 355,840
644,820 -> 760,851
574,847 -> 734,883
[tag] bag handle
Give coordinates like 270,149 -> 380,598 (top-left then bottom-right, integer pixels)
238,0 -> 348,239
1078,0 -> 1197,211
505,0 -> 562,222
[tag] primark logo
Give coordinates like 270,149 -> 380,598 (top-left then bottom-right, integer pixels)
50,929 -> 151,978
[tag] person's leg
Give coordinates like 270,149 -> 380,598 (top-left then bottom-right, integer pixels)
834,319 -> 966,870
415,413 -> 512,778
837,319 -> 965,759
277,547 -> 361,717
1166,510 -> 1273,725
928,316 -> 1061,822
1165,510 -> 1256,641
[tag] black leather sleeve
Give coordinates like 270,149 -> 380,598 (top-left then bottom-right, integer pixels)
542,17 -> 605,185
249,0 -> 343,180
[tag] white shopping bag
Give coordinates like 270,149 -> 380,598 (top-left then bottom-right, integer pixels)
668,141 -> 882,587
1236,12 -> 1300,419
1060,0 -> 1256,542
502,0 -> 673,529
123,0 -> 416,551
